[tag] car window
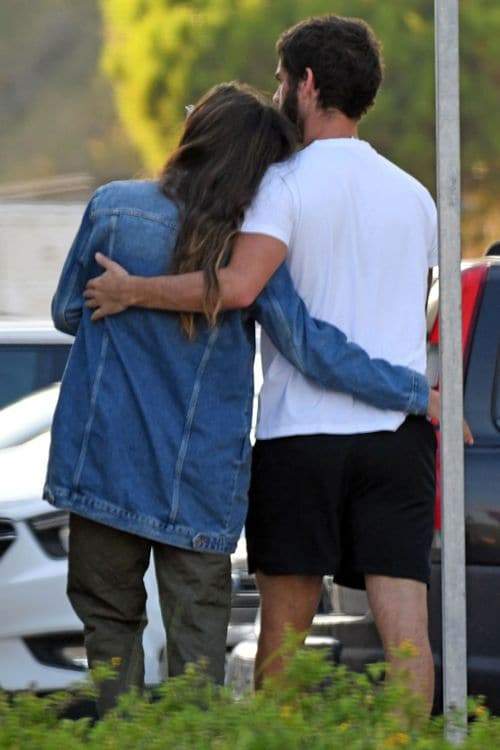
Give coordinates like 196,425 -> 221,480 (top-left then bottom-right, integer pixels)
0,344 -> 70,410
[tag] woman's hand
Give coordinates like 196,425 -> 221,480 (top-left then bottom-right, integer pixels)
427,388 -> 474,446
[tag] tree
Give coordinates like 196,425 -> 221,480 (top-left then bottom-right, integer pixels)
100,0 -> 500,252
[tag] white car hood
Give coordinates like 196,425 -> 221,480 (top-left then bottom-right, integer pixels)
0,385 -> 58,449
0,432 -> 52,520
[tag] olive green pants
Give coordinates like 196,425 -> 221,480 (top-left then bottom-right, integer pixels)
67,514 -> 231,715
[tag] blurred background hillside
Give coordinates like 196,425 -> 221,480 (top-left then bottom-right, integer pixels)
0,1 -> 142,191
0,0 -> 498,300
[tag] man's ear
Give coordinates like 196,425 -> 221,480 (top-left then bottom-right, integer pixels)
301,67 -> 318,99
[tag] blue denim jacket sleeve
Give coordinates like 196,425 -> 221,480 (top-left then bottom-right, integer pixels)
51,197 -> 98,335
250,263 -> 429,415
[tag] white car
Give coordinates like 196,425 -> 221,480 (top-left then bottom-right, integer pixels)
0,431 -> 84,692
0,321 -> 259,692
0,391 -> 165,691
0,384 -> 256,692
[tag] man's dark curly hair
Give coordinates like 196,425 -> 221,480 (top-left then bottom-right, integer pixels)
276,15 -> 383,120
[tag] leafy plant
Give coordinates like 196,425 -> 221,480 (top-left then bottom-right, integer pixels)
1,647 -> 500,749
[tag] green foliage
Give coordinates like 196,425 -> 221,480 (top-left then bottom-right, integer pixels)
1,649 -> 500,749
99,0 -> 500,203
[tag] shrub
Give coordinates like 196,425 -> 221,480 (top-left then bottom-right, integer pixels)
1,648 -> 500,749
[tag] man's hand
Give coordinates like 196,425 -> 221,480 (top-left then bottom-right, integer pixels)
426,388 -> 474,446
84,253 -> 134,320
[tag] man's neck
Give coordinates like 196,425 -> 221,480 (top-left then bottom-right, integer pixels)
302,109 -> 358,146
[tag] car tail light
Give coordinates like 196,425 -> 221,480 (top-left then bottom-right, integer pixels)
0,520 -> 16,559
429,265 -> 488,373
429,265 -> 488,532
28,510 -> 69,559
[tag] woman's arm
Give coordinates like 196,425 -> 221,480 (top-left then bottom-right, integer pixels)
81,241 -> 472,439
251,263 -> 430,415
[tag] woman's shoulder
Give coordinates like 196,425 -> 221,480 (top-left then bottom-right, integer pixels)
89,179 -> 178,223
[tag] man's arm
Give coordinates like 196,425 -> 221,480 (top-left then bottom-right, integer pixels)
83,233 -> 286,319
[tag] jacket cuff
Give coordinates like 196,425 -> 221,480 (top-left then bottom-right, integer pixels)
407,371 -> 429,415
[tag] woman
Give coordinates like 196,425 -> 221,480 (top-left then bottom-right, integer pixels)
44,82 -> 433,714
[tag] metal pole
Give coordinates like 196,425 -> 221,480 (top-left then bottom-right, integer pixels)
434,0 -> 467,742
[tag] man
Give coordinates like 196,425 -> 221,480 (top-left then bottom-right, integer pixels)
240,17 -> 437,713
85,15 -> 450,714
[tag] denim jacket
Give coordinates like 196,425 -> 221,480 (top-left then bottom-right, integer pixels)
44,180 -> 428,554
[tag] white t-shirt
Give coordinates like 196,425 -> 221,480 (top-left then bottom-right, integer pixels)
241,138 -> 438,438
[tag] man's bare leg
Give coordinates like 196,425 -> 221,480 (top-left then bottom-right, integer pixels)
365,574 -> 434,716
254,572 -> 323,689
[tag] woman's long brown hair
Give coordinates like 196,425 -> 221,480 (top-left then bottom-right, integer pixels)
160,82 -> 296,338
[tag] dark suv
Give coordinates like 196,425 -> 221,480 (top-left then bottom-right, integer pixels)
428,257 -> 500,711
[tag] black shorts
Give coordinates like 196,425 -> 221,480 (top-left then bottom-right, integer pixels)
246,416 -> 437,589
